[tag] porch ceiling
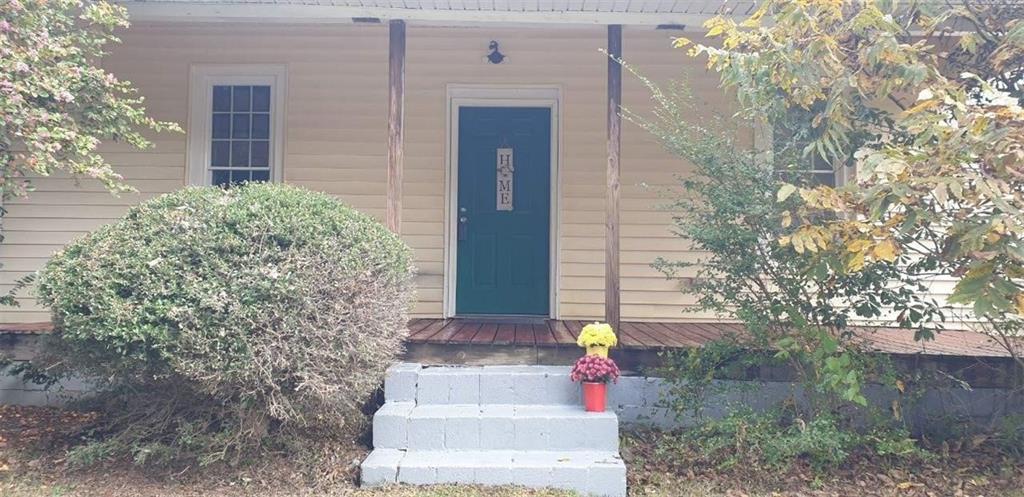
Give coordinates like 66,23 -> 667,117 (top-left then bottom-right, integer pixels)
125,0 -> 753,15
121,0 -> 750,26
121,0 -> 994,31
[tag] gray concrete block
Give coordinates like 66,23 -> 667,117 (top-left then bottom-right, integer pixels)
397,465 -> 436,485
543,373 -> 580,405
444,407 -> 482,449
436,464 -> 475,484
475,466 -> 514,485
384,363 -> 421,403
511,451 -> 568,488
372,402 -> 414,449
550,413 -> 617,451
512,371 -> 549,404
480,405 -> 515,449
585,458 -> 628,497
642,377 -> 667,407
416,369 -> 451,404
607,377 -> 645,408
549,465 -> 591,495
615,405 -> 644,425
512,465 -> 553,488
512,408 -> 551,449
514,405 -> 618,451
479,371 -> 515,404
448,370 -> 481,404
397,451 -> 438,485
408,406 -> 447,450
359,449 -> 404,487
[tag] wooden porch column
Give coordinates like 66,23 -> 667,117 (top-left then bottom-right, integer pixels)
386,19 -> 406,233
605,25 -> 622,331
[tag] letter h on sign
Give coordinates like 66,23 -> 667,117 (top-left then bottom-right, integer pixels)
496,147 -> 514,211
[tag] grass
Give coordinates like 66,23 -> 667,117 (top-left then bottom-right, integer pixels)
0,481 -> 577,497
3,406 -> 1023,497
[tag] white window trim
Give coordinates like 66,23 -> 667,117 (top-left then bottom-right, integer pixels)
187,64 -> 287,186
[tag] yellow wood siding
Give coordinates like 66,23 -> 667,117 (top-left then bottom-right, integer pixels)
0,22 -> 733,323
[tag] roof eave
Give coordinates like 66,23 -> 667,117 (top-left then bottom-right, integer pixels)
124,1 -> 726,27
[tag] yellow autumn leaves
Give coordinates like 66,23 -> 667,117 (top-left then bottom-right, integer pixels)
777,181 -> 899,272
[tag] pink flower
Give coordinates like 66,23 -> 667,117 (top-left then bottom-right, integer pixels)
14,61 -> 29,73
570,355 -> 620,384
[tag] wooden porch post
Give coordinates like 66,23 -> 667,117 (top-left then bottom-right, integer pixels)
606,25 -> 622,331
386,19 -> 406,233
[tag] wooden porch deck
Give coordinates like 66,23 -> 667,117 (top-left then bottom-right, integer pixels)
1,319 -> 1016,358
405,318 -> 1017,358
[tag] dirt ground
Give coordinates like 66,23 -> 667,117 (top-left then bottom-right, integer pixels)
2,405 -> 1022,497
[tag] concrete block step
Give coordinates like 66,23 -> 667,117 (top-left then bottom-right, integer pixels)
361,449 -> 626,497
385,364 -> 580,405
373,403 -> 619,451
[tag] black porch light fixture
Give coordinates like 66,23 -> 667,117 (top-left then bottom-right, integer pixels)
486,40 -> 506,64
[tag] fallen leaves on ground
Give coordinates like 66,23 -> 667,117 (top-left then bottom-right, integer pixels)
622,429 -> 1024,497
2,406 -> 1023,497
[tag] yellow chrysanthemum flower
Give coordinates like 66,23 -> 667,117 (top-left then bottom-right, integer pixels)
576,322 -> 618,348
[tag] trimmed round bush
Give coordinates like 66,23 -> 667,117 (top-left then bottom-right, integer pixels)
35,183 -> 415,464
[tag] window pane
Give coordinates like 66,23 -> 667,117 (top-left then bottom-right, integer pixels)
250,141 -> 269,167
211,140 -> 230,167
212,169 -> 231,187
231,141 -> 250,167
232,86 -> 251,112
212,113 -> 231,139
207,82 -> 274,186
252,86 -> 270,112
231,170 -> 252,184
213,86 -> 231,112
252,113 -> 270,139
232,114 -> 250,139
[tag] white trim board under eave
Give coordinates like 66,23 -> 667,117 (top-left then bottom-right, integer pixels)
443,85 -> 562,320
124,2 -> 721,27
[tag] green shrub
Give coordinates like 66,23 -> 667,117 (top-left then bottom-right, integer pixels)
675,409 -> 928,472
655,339 -> 773,422
34,183 -> 415,465
620,67 -> 943,414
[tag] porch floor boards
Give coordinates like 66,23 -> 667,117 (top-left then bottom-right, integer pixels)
405,318 -> 1017,358
0,320 -> 1016,358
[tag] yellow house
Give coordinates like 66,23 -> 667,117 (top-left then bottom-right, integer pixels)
0,0 -> 990,357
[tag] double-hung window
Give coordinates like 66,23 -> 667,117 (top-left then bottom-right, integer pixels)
755,108 -> 851,187
188,65 -> 285,186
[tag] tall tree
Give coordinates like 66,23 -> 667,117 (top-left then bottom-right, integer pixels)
1,0 -> 178,304
677,0 -> 1023,359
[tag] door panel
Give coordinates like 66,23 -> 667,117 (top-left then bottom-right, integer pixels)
456,106 -> 551,316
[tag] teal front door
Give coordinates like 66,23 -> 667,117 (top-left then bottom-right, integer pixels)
456,106 -> 551,316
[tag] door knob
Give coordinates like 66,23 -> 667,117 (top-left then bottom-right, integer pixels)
458,211 -> 468,241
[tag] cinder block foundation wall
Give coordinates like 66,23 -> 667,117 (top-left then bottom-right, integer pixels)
0,334 -> 90,406
607,376 -> 1024,433
3,334 -> 1021,435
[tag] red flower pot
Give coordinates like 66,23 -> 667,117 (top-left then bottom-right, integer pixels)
582,382 -> 607,412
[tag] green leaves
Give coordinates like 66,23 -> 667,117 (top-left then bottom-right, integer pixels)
690,0 -> 1024,333
34,184 -> 416,466
0,0 -> 181,201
